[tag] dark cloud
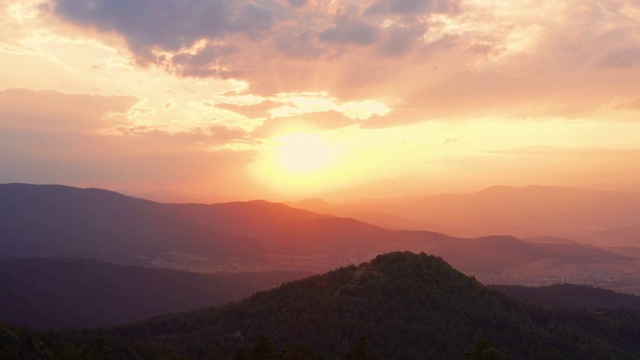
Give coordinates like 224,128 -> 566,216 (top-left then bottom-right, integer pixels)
318,18 -> 380,46
169,43 -> 240,78
288,0 -> 307,8
274,30 -> 325,59
378,24 -> 426,57
227,2 -> 278,36
52,0 -> 278,63
365,0 -> 461,16
49,0 -> 466,88
598,48 -> 640,68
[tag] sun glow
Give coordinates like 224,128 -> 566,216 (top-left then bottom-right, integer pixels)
276,133 -> 334,173
249,131 -> 347,197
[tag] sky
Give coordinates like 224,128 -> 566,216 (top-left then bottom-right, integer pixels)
2,0 -> 640,201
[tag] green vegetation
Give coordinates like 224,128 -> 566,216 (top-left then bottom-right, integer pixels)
489,283 -> 640,311
0,257 -> 310,329
3,252 -> 640,359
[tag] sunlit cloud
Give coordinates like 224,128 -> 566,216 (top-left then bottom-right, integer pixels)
268,92 -> 390,120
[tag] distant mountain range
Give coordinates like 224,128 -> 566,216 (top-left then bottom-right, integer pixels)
3,183 -> 640,294
5,252 -> 640,359
579,224 -> 640,247
291,185 -> 640,239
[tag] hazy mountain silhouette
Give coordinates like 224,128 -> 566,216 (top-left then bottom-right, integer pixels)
523,236 -> 580,245
9,252 -> 640,359
3,183 -> 640,292
293,185 -> 640,239
580,225 -> 640,247
0,257 -> 310,329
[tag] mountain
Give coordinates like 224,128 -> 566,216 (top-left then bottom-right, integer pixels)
0,183 -> 336,271
524,236 -> 580,245
288,197 -> 436,231
295,185 -> 640,239
580,225 -> 640,247
490,283 -> 640,311
0,257 -> 310,329
6,252 -> 640,359
3,183 -> 640,293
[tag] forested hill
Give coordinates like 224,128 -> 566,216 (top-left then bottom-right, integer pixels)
0,257 -> 311,330
489,283 -> 640,311
5,252 -> 640,359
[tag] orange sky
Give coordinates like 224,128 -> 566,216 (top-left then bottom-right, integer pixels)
1,0 -> 640,201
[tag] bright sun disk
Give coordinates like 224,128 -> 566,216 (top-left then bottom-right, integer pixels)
276,133 -> 334,173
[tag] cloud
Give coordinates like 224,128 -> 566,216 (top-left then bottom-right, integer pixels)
274,29 -> 325,59
251,111 -> 356,139
598,47 -> 640,68
0,87 -> 267,197
116,124 -> 250,145
0,88 -> 139,131
169,42 -> 240,78
365,0 -> 461,16
46,0 -> 450,83
51,0 -> 278,62
610,96 -> 640,111
318,18 -> 380,46
43,0 -> 640,128
0,88 -> 259,148
267,92 -> 390,121
377,24 -> 427,57
215,100 -> 274,120
288,0 -> 307,8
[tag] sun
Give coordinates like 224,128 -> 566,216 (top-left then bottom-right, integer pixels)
276,133 -> 334,173
249,131 -> 346,197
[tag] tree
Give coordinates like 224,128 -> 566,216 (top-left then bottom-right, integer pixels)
249,334 -> 282,360
344,336 -> 379,360
462,338 -> 500,360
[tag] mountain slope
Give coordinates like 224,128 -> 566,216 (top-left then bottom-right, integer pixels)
14,252 -> 640,359
0,183 -> 337,271
0,257 -> 310,329
490,283 -> 640,311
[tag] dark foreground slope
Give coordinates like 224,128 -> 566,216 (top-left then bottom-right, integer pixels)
6,252 -> 640,359
490,283 -> 640,311
0,258 -> 310,330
